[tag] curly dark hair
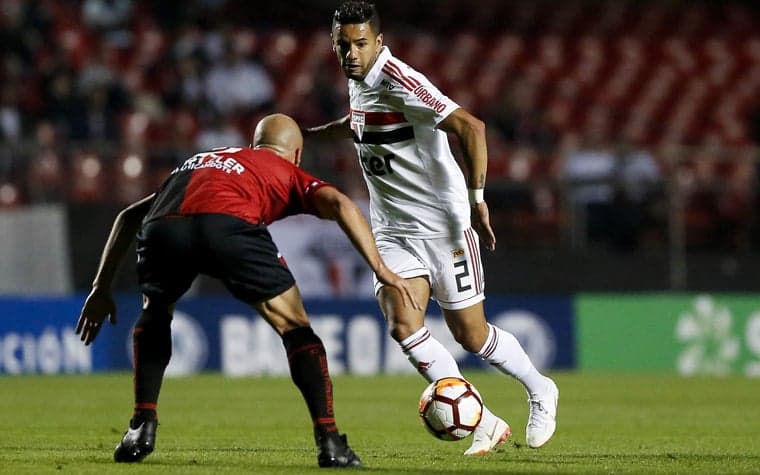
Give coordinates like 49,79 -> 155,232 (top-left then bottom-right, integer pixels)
332,1 -> 381,34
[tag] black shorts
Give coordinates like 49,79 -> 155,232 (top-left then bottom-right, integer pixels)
136,213 -> 295,305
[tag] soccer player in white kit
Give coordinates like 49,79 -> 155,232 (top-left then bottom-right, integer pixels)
304,1 -> 558,455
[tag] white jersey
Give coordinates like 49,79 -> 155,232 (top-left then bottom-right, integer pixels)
348,46 -> 470,238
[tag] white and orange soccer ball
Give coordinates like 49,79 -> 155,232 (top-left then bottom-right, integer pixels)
418,377 -> 483,441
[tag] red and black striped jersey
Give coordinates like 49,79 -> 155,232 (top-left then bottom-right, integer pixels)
143,147 -> 332,225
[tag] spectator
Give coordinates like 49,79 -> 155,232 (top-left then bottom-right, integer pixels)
41,69 -> 89,140
716,150 -> 754,250
26,121 -> 65,203
610,129 -> 664,249
0,82 -> 22,181
77,43 -> 118,96
203,40 -> 275,116
195,111 -> 244,151
82,0 -> 134,31
490,76 -> 557,153
82,85 -> 123,142
560,108 -> 617,246
176,55 -> 206,106
0,82 -> 22,144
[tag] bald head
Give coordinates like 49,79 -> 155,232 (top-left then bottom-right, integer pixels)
251,114 -> 304,166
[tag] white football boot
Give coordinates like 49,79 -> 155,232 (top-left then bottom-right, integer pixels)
526,377 -> 559,448
464,412 -> 511,456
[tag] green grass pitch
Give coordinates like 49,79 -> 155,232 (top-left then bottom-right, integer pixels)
1,372 -> 758,474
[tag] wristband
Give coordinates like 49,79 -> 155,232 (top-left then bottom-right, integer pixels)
468,188 -> 484,205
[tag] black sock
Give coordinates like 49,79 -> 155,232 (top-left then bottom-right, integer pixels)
130,409 -> 156,429
132,307 -> 172,425
282,326 -> 338,435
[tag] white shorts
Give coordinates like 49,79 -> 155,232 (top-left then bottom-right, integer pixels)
373,228 -> 485,310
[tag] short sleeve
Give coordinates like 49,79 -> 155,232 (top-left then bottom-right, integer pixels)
291,168 -> 335,215
390,69 -> 459,127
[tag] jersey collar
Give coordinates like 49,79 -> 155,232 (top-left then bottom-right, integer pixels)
360,46 -> 392,87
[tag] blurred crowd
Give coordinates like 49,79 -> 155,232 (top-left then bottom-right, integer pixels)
1,0 -> 759,251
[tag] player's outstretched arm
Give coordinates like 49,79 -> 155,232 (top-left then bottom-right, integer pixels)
438,108 -> 496,251
312,186 -> 421,310
75,193 -> 156,345
302,114 -> 353,141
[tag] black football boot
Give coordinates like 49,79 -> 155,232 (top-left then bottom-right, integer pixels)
315,429 -> 362,468
113,419 -> 157,463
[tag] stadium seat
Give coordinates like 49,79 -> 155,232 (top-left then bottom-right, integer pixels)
113,152 -> 149,204
68,152 -> 108,203
27,150 -> 65,203
0,182 -> 21,208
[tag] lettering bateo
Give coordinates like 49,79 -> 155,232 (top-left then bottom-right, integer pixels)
219,314 -> 469,376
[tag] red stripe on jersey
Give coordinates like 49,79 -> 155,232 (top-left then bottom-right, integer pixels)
382,63 -> 417,91
385,60 -> 420,87
352,110 -> 407,125
382,66 -> 414,91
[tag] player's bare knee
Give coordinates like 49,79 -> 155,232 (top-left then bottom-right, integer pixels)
388,322 -> 417,342
280,311 -> 310,330
388,325 -> 406,342
452,329 -> 487,353
265,312 -> 310,335
450,331 -> 469,352
458,337 -> 483,353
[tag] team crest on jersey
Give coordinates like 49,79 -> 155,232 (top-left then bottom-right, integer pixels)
350,110 -> 365,140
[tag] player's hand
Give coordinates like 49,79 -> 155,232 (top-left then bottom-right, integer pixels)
75,286 -> 117,346
375,267 -> 422,310
471,201 -> 496,251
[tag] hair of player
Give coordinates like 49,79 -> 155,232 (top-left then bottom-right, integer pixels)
332,1 -> 381,35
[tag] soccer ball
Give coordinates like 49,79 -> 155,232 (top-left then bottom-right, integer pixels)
418,377 -> 483,441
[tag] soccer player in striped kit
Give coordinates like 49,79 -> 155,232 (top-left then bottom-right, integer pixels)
304,1 -> 558,454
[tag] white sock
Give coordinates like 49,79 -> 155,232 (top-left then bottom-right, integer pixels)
399,327 -> 463,382
477,323 -> 546,394
400,327 -> 499,429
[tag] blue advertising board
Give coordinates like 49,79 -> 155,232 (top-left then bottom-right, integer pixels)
0,295 -> 574,375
